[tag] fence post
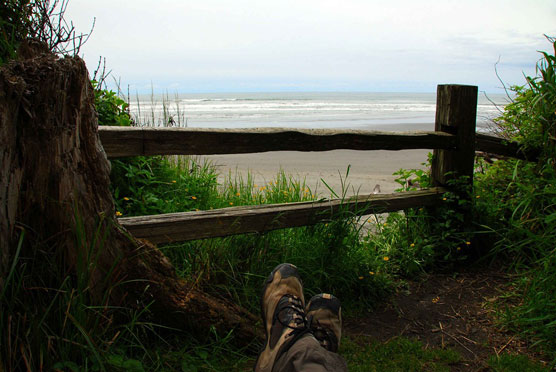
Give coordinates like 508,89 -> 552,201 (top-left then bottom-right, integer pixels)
431,84 -> 478,224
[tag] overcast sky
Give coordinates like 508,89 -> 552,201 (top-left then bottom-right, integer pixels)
66,0 -> 556,94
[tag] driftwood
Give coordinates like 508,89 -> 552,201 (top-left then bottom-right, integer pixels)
0,47 -> 258,344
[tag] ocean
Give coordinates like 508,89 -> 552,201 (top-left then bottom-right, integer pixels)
129,91 -> 507,132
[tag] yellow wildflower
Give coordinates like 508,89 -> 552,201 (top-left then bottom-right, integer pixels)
410,243 -> 415,248
123,197 -> 130,201
236,192 -> 241,197
432,296 -> 440,304
443,197 -> 447,201
171,180 -> 177,183
369,271 -> 375,275
115,211 -> 122,217
476,195 -> 481,199
191,196 -> 197,200
457,247 -> 461,251
195,208 -> 200,211
383,256 -> 389,261
465,241 -> 471,245
229,202 -> 234,206
358,276 -> 364,280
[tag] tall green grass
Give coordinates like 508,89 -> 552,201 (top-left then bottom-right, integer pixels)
0,215 -> 152,370
109,152 -> 395,313
472,36 -> 556,360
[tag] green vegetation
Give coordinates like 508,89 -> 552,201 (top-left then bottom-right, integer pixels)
0,216 -> 155,370
0,0 -> 92,65
93,80 -> 133,127
341,336 -> 460,372
377,161 -> 475,275
488,354 -> 552,372
88,85 -> 470,370
2,3 -> 556,368
0,0 -> 34,63
473,36 -> 556,356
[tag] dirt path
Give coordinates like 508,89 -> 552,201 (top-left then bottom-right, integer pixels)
344,268 -> 546,371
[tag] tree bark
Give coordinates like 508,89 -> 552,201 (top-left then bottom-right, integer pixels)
0,45 -> 258,344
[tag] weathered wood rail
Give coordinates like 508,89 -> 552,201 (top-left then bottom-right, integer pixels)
99,127 -> 458,157
475,133 -> 540,161
119,188 -> 447,243
97,84 -> 537,244
98,127 -> 532,161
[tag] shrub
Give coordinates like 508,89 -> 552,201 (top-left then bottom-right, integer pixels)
474,36 -> 556,357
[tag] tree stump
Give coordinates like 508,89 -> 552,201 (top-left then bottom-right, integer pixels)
0,45 -> 259,345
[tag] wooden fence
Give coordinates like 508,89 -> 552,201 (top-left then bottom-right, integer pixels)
97,85 -> 536,244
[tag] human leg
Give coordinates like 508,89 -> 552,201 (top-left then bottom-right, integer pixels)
272,333 -> 348,372
254,263 -> 310,372
254,264 -> 347,372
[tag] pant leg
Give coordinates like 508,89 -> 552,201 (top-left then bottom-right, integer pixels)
273,334 -> 348,372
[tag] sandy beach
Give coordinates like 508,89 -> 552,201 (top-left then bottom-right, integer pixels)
201,123 -> 433,197
203,149 -> 430,196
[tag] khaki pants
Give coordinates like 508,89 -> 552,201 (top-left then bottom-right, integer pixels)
273,334 -> 348,372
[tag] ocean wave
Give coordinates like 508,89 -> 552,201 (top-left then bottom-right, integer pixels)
129,92 -> 505,128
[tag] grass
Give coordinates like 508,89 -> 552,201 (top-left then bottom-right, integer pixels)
116,158 -> 395,314
102,151 -> 461,370
467,37 -> 556,363
104,153 -> 555,372
488,354 -> 552,372
342,336 -> 460,372
476,160 -> 556,354
0,216 -> 138,370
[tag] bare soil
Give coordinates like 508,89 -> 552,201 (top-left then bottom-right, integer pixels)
344,268 -> 549,371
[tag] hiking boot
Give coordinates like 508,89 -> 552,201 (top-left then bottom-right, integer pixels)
254,263 -> 308,372
306,293 -> 342,353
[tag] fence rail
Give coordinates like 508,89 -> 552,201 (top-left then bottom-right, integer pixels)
99,127 -> 536,161
475,133 -> 540,161
99,127 -> 457,157
119,188 -> 447,244
98,85 -> 539,244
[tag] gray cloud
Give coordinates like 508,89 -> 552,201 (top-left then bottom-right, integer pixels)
68,0 -> 556,93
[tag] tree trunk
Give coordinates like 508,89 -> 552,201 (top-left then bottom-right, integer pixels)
0,45 -> 259,345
